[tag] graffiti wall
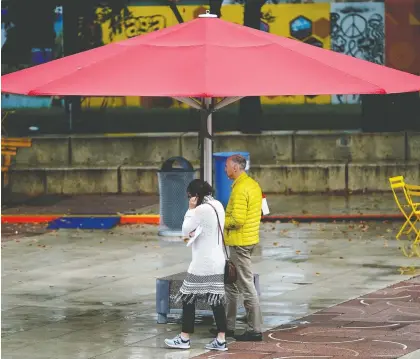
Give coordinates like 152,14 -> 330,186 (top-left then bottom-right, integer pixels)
386,0 -> 420,75
1,6 -> 64,109
330,2 -> 385,104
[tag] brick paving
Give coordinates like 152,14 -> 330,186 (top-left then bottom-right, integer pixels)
196,276 -> 420,359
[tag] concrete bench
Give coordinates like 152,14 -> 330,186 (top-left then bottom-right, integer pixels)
156,271 -> 260,324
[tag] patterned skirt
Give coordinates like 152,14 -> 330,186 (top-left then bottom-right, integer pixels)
173,272 -> 225,306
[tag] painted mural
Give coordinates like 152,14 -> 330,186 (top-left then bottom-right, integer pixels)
1,6 -> 64,109
330,2 -> 385,104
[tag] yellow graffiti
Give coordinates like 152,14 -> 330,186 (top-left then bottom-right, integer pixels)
83,4 -> 332,109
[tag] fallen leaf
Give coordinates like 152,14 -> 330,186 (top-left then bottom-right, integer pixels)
315,272 -> 320,276
339,257 -> 344,259
273,242 -> 278,246
295,250 -> 301,254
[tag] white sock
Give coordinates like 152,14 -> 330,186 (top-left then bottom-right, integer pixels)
180,334 -> 189,342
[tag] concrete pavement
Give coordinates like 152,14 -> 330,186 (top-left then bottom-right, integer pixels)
2,221 -> 419,358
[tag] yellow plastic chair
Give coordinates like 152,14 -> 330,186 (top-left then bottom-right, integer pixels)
389,176 -> 417,240
405,183 -> 420,244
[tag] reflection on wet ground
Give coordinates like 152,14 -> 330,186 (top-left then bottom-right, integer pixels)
1,222 -> 419,358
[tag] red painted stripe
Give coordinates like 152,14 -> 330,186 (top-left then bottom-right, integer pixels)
1,215 -> 60,223
262,214 -> 404,221
120,215 -> 160,225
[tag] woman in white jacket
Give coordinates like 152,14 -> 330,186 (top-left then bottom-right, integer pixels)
165,179 -> 228,352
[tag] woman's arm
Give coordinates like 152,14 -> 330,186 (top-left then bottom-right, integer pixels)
182,208 -> 201,237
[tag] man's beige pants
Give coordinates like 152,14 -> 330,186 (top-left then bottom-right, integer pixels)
225,245 -> 263,333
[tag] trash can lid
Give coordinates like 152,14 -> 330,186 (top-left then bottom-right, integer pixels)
159,156 -> 194,172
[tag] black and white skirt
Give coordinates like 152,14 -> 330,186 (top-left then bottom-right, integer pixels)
173,272 -> 225,306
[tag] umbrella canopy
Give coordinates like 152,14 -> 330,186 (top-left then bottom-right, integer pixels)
2,13 -> 420,98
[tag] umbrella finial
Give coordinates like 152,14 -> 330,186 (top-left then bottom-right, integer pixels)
199,10 -> 217,18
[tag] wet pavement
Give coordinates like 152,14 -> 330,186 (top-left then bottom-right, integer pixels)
2,192 -> 398,216
1,223 -> 49,242
2,222 -> 419,359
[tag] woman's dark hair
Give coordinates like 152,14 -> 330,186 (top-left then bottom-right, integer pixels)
187,179 -> 214,205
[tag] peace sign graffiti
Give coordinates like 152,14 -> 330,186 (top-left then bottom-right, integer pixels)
340,14 -> 367,39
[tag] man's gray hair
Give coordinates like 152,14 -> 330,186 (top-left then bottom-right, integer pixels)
230,154 -> 246,170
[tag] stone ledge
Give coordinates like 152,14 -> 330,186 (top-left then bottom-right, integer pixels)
8,163 -> 420,196
14,131 -> 420,168
9,166 -> 119,195
15,137 -> 70,166
348,162 -> 420,192
250,164 -> 346,193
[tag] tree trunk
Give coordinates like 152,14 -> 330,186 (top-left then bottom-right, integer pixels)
239,0 -> 265,134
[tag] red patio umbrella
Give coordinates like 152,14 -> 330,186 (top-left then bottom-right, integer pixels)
2,11 -> 420,182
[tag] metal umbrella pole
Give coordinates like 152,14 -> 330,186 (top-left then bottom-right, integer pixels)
174,96 -> 243,185
200,98 -> 213,185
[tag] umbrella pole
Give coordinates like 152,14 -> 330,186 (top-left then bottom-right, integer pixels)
68,101 -> 73,132
200,98 -> 213,185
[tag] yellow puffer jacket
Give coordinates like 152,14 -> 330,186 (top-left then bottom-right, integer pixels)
224,172 -> 262,246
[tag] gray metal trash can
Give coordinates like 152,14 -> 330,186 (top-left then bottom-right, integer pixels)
158,157 -> 195,237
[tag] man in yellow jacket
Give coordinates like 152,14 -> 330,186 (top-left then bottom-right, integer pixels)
222,154 -> 263,341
